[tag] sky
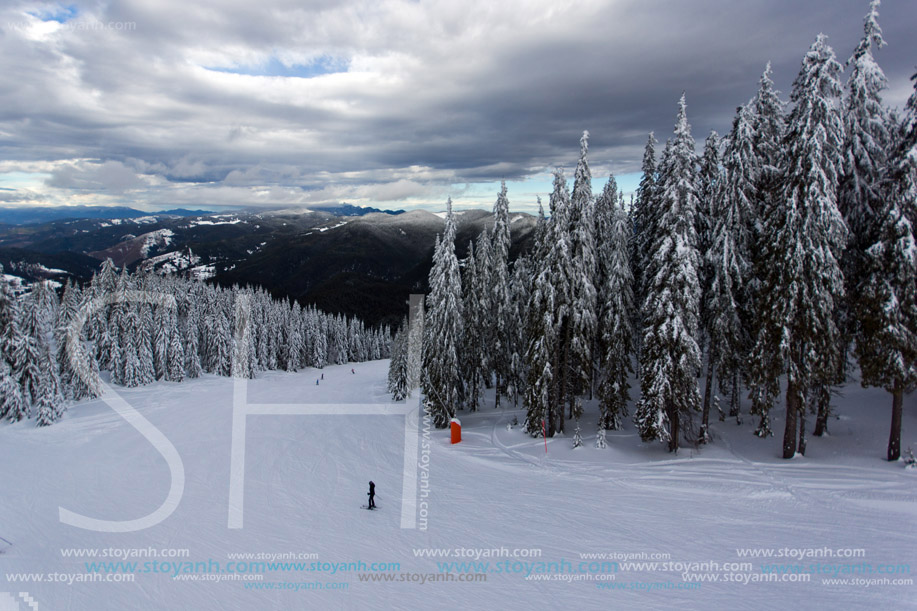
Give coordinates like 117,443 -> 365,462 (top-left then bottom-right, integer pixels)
0,0 -> 914,214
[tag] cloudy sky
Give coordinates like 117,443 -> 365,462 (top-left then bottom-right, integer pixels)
0,0 -> 914,214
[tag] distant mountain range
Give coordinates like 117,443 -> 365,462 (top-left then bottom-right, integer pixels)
0,206 -> 214,226
0,205 -> 534,327
0,203 -> 403,226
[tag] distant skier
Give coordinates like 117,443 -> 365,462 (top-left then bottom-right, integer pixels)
321,373 -> 324,380
367,481 -> 376,509
316,379 -> 319,386
352,368 -> 355,374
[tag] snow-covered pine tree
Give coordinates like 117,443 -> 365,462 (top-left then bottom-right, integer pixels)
545,170 -> 575,435
854,70 -> 917,461
596,181 -> 634,431
752,35 -> 846,459
387,317 -> 410,401
0,269 -> 25,420
697,131 -> 721,318
746,63 -> 786,438
138,298 -> 156,385
632,132 -> 659,324
701,105 -> 755,440
182,295 -> 203,379
634,95 -> 703,452
35,347 -> 65,426
13,295 -> 45,411
422,199 -> 464,428
835,0 -> 892,428
523,199 -> 557,436
507,255 -> 531,406
119,302 -> 144,388
489,181 -> 512,406
460,240 -> 486,411
285,302 -> 304,372
90,258 -> 119,371
595,426 -> 607,449
153,298 -> 169,380
55,280 -> 97,401
567,131 -> 598,410
572,418 -> 583,448
311,310 -> 328,369
0,359 -> 24,422
165,303 -> 185,382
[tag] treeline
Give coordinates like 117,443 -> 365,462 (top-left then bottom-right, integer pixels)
396,1 -> 916,459
0,260 -> 391,426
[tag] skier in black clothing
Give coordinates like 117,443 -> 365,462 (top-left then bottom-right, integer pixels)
367,481 -> 376,509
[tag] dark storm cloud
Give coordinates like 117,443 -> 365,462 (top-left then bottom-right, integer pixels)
0,0 -> 913,210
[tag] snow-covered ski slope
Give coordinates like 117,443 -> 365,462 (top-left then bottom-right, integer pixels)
0,360 -> 914,609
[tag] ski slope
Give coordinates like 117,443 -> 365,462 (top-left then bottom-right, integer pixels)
0,360 -> 915,609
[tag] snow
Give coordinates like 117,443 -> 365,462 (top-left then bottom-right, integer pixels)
0,361 -> 913,609
187,217 -> 242,227
140,229 -> 175,258
189,264 -> 216,280
317,221 -> 348,233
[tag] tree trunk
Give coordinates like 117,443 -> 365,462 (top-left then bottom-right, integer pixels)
700,345 -> 716,444
730,371 -> 741,424
667,403 -> 679,453
548,347 -> 560,437
557,322 -> 571,435
888,379 -> 903,461
782,380 -> 798,459
797,398 -> 807,456
813,383 -> 830,437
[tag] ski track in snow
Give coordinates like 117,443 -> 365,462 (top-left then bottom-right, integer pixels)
0,360 -> 914,610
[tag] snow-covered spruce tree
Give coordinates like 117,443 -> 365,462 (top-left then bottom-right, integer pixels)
90,258 -> 119,371
118,301 -> 144,388
35,347 -> 65,426
567,131 -> 598,409
523,198 -> 558,437
231,290 -> 256,380
153,298 -> 169,380
596,180 -> 634,431
746,63 -> 786,437
0,359 -> 24,422
13,295 -> 46,411
182,295 -> 203,379
0,272 -> 25,420
836,0 -> 892,420
545,170 -> 575,435
55,280 -> 99,401
422,199 -> 464,428
697,132 -> 721,434
696,131 -> 721,320
284,302 -> 304,372
854,70 -> 917,461
387,317 -> 410,401
489,181 -> 513,407
634,95 -> 703,452
632,132 -> 659,323
474,231 -> 494,389
138,299 -> 156,385
753,35 -> 846,459
701,105 -> 755,440
165,304 -> 185,382
460,240 -> 486,411
507,254 -> 531,405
